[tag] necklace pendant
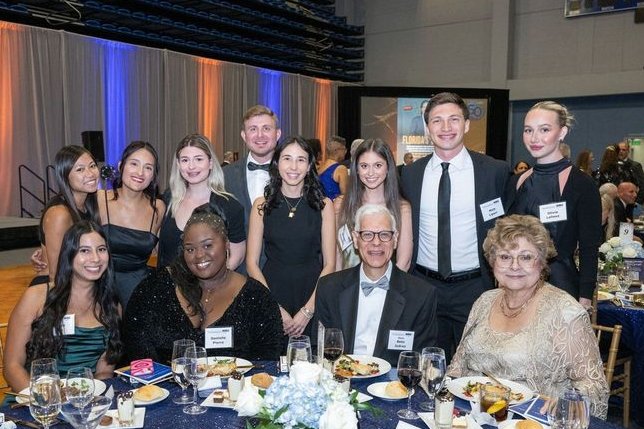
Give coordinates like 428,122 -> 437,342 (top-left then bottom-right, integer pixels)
288,209 -> 296,218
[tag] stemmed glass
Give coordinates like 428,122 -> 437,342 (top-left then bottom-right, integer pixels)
61,396 -> 112,429
286,335 -> 312,368
183,346 -> 208,415
29,358 -> 62,429
172,339 -> 196,404
65,367 -> 95,408
419,347 -> 446,411
323,328 -> 344,371
546,388 -> 590,429
618,268 -> 633,294
397,351 -> 422,420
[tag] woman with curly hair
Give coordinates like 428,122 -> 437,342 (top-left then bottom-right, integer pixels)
4,221 -> 122,391
247,136 -> 335,338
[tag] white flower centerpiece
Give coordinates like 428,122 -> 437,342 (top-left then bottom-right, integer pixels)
235,361 -> 376,429
598,236 -> 644,274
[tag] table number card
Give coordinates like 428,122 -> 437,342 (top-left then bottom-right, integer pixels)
619,222 -> 634,241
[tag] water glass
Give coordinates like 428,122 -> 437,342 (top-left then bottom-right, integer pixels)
61,395 -> 112,429
172,339 -> 196,404
29,358 -> 61,429
287,335 -> 312,368
546,388 -> 590,429
65,367 -> 95,408
397,351 -> 422,420
183,346 -> 208,415
419,347 -> 446,411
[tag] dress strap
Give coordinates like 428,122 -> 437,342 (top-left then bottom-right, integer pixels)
148,204 -> 156,233
103,190 -> 111,225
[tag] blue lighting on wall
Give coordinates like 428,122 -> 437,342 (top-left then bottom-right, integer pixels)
259,69 -> 282,121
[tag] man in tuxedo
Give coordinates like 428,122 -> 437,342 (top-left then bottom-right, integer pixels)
400,92 -> 510,362
617,140 -> 644,203
613,181 -> 637,236
315,204 -> 438,366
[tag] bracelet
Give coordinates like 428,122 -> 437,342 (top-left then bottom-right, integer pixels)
300,307 -> 314,319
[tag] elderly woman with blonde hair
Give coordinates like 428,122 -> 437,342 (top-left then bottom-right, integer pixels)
447,214 -> 608,418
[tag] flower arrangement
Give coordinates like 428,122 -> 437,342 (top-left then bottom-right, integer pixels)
598,237 -> 644,274
235,362 -> 376,429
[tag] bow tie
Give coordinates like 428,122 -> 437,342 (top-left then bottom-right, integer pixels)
360,277 -> 389,296
247,162 -> 270,172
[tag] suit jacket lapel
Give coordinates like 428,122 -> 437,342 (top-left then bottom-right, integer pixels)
236,161 -> 252,212
373,267 -> 406,357
338,267 -> 360,353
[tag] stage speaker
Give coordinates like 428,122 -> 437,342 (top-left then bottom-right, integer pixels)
81,131 -> 105,163
636,7 -> 644,23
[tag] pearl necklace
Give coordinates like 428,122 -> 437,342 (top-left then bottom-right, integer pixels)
499,281 -> 542,319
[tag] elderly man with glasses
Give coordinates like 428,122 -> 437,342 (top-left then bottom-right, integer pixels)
315,204 -> 438,366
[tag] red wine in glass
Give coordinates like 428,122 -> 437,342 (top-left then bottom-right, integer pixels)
398,368 -> 422,389
324,347 -> 343,362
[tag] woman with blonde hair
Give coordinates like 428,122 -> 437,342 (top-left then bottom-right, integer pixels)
157,134 -> 246,269
600,193 -> 616,242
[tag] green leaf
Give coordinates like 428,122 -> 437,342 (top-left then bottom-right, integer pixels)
272,405 -> 290,421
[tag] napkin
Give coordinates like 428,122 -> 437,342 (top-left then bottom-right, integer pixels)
0,422 -> 17,429
396,421 -> 422,429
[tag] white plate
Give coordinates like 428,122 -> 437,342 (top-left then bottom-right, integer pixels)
206,356 -> 253,377
334,355 -> 391,379
499,419 -> 549,429
446,376 -> 534,405
418,412 -> 483,429
597,291 -> 615,301
132,387 -> 169,405
17,379 -> 108,404
366,381 -> 414,400
201,389 -> 236,409
98,408 -> 145,428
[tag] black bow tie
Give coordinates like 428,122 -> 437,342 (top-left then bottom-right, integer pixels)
247,162 -> 270,172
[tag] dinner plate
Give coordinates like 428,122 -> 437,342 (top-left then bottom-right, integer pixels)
17,379 -> 107,404
597,291 -> 615,301
98,408 -> 146,428
334,355 -> 391,379
132,387 -> 169,405
446,376 -> 534,405
418,412 -> 483,429
206,356 -> 253,377
366,381 -> 414,400
498,419 -> 550,429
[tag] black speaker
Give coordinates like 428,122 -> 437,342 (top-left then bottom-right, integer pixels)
81,131 -> 105,163
636,7 -> 644,23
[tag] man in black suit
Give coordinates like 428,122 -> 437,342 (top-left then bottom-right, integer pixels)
315,204 -> 438,366
400,92 -> 510,363
613,181 -> 637,236
617,140 -> 644,203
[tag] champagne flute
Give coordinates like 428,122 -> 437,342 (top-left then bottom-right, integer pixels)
30,358 -> 62,429
419,347 -> 446,411
286,335 -> 312,368
65,367 -> 94,408
183,346 -> 208,415
171,339 -> 196,404
323,328 -> 344,371
547,388 -> 590,429
397,351 -> 422,420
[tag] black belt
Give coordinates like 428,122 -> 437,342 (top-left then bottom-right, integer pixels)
415,265 -> 481,283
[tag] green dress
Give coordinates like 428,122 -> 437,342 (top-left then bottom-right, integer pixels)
57,326 -> 108,375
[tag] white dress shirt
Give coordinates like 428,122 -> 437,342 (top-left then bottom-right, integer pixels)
417,148 -> 479,272
353,262 -> 393,356
245,154 -> 270,205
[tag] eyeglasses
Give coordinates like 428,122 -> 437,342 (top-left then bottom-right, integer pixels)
495,253 -> 538,269
356,230 -> 395,242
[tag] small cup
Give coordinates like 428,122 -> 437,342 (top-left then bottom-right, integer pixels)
479,383 -> 510,422
227,372 -> 244,402
333,375 -> 350,393
117,391 -> 135,426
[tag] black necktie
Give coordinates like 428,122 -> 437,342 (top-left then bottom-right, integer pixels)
247,162 -> 270,172
438,162 -> 451,278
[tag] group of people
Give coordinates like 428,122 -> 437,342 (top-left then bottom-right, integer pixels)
4,93 -> 609,418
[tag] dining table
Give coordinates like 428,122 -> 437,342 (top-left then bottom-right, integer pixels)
597,299 -> 644,427
0,361 -> 624,429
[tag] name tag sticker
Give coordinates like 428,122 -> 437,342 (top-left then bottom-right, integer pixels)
62,314 -> 75,336
387,330 -> 414,351
480,198 -> 505,222
619,222 -> 634,241
539,202 -> 567,223
338,224 -> 353,251
205,327 -> 234,349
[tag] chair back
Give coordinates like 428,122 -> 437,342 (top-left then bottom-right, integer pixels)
591,323 -> 622,386
0,322 -> 7,390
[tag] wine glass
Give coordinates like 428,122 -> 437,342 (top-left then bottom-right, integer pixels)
61,396 -> 112,429
29,358 -> 62,429
618,269 -> 632,294
546,388 -> 590,429
65,367 -> 95,408
183,346 -> 208,415
323,328 -> 344,371
397,351 -> 422,420
171,339 -> 196,404
287,335 -> 312,368
419,347 -> 446,411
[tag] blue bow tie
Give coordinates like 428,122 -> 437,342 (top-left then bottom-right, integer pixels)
247,162 -> 270,172
360,277 -> 389,296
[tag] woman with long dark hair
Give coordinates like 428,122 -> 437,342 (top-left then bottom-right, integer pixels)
4,221 -> 122,391
97,141 -> 164,307
335,138 -> 412,270
247,136 -> 335,338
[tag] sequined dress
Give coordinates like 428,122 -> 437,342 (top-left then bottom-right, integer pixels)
447,284 -> 608,418
123,269 -> 282,363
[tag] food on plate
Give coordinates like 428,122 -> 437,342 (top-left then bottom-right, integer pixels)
208,359 -> 237,377
334,356 -> 380,377
452,416 -> 468,428
251,372 -> 273,389
517,420 -> 542,429
133,384 -> 164,402
99,416 -> 113,426
462,381 -> 524,402
597,291 -> 614,301
384,381 -> 408,398
211,390 -> 226,403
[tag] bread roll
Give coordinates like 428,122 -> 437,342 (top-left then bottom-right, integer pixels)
251,372 -> 273,389
517,420 -> 542,429
133,384 -> 164,402
384,381 -> 408,398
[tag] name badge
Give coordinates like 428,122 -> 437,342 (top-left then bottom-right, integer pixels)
387,330 -> 414,351
338,224 -> 353,251
61,314 -> 75,336
205,327 -> 234,349
479,197 -> 505,222
539,202 -> 567,223
619,222 -> 634,241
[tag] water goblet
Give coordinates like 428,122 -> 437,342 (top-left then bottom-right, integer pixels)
287,335 -> 312,368
546,388 -> 590,429
29,358 -> 62,429
61,396 -> 112,429
172,339 -> 196,404
418,347 -> 446,411
183,346 -> 208,415
65,367 -> 95,408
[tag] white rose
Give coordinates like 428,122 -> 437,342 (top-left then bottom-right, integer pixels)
319,401 -> 358,429
608,237 -> 622,247
598,243 -> 612,254
289,361 -> 322,385
623,247 -> 637,258
234,386 -> 263,417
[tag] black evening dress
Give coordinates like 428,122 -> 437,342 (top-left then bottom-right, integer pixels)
123,269 -> 282,363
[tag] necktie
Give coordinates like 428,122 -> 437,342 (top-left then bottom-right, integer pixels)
247,162 -> 270,172
437,162 -> 452,278
360,277 -> 390,296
